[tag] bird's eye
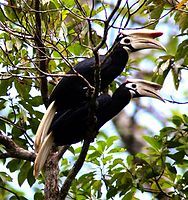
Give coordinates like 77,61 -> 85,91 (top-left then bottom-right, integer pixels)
131,84 -> 137,88
123,38 -> 131,44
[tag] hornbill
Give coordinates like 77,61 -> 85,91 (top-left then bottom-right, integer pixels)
34,79 -> 164,177
35,29 -> 165,153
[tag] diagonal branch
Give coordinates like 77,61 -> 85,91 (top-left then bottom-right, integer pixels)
0,132 -> 35,161
58,139 -> 91,200
58,2 -> 123,199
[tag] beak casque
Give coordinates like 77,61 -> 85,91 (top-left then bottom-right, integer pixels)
120,29 -> 166,51
126,79 -> 165,102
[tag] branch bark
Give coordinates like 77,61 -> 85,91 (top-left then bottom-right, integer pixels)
0,132 -> 35,161
34,0 -> 49,107
44,147 -> 59,200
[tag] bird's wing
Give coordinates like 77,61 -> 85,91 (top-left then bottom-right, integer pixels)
73,55 -> 106,73
34,105 -> 88,178
34,101 -> 56,153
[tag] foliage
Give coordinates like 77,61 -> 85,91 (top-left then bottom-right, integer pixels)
0,0 -> 188,199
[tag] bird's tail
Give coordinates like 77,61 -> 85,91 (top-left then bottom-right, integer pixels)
33,132 -> 54,178
34,101 -> 56,153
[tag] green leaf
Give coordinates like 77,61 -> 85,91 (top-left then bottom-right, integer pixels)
0,172 -> 13,182
172,115 -> 183,127
126,155 -> 134,166
183,171 -> 188,184
106,136 -> 119,148
30,96 -> 42,107
107,186 -> 118,199
160,126 -> 177,136
61,0 -> 75,7
97,140 -> 106,153
67,43 -> 84,56
27,166 -> 35,187
0,98 -> 6,110
0,79 -> 12,96
177,12 -> 188,32
122,190 -> 135,200
48,60 -> 57,71
168,151 -> 185,164
34,192 -> 44,200
108,147 -> 125,154
50,0 -> 60,8
112,158 -> 124,167
0,8 -> 5,22
149,4 -> 164,29
143,136 -> 161,151
7,159 -> 22,173
14,79 -> 31,100
175,39 -> 188,65
102,155 -> 113,165
182,114 -> 188,124
152,59 -> 172,85
92,180 -> 102,195
166,163 -> 177,175
68,146 -> 75,155
18,161 -> 31,186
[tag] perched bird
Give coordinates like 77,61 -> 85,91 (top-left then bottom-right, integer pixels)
34,79 -> 164,177
35,29 -> 165,153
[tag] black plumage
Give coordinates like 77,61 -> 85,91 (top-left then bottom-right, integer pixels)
34,29 -> 165,155
34,79 -> 164,177
49,29 -> 165,111
49,46 -> 129,111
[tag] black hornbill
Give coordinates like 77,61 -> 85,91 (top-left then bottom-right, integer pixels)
35,29 -> 165,153
34,79 -> 164,177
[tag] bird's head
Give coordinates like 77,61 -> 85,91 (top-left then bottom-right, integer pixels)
116,29 -> 166,52
124,79 -> 164,102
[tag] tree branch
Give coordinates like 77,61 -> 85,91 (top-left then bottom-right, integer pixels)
0,185 -> 20,200
0,132 -> 35,162
34,0 -> 49,107
59,139 -> 91,200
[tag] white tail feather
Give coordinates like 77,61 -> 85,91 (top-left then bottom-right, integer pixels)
34,101 -> 56,153
33,132 -> 54,178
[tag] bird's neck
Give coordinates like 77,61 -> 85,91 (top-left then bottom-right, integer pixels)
108,44 -> 129,66
97,86 -> 131,128
100,45 -> 129,89
109,86 -> 131,116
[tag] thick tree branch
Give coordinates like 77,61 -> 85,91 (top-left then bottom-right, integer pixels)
34,0 -> 49,107
0,132 -> 35,161
44,146 -> 59,200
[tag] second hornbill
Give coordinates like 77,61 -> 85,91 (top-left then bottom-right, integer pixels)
34,79 -> 164,177
35,29 -> 165,153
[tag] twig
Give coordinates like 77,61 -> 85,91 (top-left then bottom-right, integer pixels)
164,97 -> 188,104
140,8 -> 175,29
93,0 -> 122,52
57,145 -> 70,160
0,117 -> 25,132
0,185 -> 20,200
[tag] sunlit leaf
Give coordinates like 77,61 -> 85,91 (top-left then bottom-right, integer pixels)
143,135 -> 162,151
